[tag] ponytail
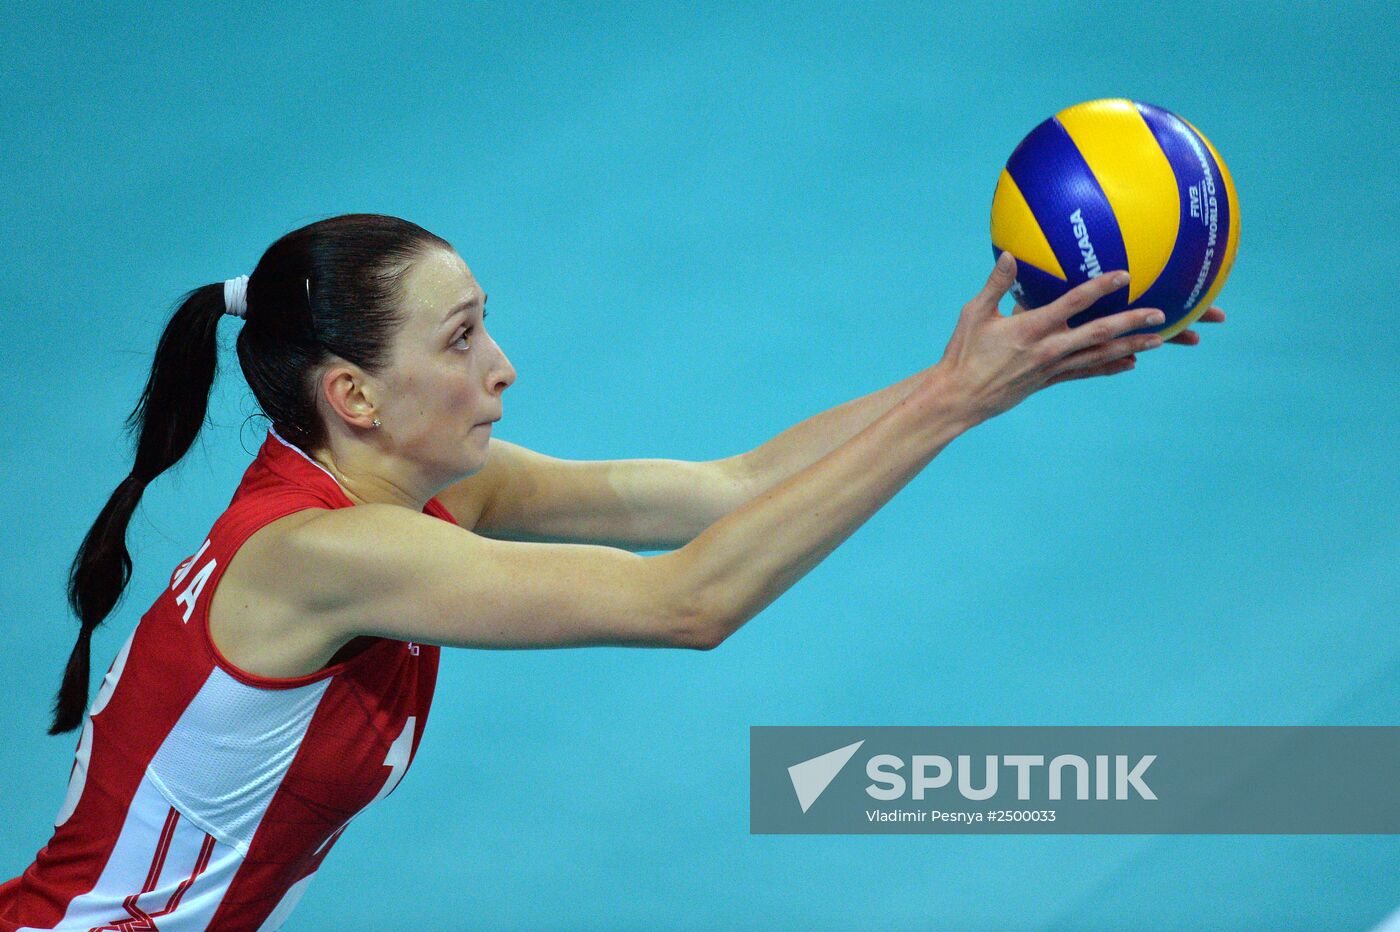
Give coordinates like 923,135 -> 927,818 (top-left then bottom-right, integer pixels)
50,212 -> 457,734
50,284 -> 226,734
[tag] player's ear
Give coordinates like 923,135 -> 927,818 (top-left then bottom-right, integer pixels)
319,361 -> 381,432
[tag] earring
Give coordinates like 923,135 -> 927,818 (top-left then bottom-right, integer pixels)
371,418 -> 382,429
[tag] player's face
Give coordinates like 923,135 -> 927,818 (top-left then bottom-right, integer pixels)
376,247 -> 515,481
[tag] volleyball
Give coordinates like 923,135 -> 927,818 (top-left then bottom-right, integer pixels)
990,98 -> 1239,339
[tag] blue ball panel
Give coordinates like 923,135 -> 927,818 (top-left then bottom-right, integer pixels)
1131,102 -> 1233,327
990,246 -> 1097,317
1006,117 -> 1130,328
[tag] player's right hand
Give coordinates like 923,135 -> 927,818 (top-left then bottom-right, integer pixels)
926,253 -> 1168,425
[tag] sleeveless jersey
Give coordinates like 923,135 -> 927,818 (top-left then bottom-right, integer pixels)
0,427 -> 455,930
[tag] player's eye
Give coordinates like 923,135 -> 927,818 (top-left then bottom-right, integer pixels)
453,310 -> 486,350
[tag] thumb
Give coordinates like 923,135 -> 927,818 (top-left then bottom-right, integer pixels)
973,251 -> 1018,315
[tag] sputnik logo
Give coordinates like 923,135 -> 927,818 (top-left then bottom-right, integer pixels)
787,740 -> 865,813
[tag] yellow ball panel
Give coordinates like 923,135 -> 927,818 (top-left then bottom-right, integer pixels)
990,168 -> 1066,281
1056,99 -> 1181,304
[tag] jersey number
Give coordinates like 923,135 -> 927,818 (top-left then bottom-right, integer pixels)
54,628 -> 135,827
313,716 -> 417,855
55,539 -> 217,826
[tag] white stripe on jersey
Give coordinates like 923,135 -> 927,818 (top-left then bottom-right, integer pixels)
22,777 -> 240,930
145,666 -> 331,856
23,669 -> 333,930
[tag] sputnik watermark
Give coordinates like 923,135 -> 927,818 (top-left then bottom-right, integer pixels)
864,752 -> 1156,801
752,727 -> 1400,834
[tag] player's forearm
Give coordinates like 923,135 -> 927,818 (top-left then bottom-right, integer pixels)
735,365 -> 934,499
672,367 -> 973,646
590,361 -> 929,551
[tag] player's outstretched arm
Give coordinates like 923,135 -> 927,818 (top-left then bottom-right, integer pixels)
285,257 -> 1167,653
433,372 -> 928,555
437,271 -> 1223,556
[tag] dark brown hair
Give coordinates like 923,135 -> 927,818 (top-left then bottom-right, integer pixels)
50,213 -> 452,734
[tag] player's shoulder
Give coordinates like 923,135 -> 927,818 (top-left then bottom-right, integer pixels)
225,508 -> 330,602
288,501 -> 449,547
268,503 -> 468,612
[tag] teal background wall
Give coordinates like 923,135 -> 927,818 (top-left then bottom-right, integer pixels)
2,1 -> 1396,928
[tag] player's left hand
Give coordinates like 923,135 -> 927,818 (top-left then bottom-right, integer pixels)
1012,303 -> 1225,345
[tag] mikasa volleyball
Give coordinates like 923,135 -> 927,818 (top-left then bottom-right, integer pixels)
990,98 -> 1240,340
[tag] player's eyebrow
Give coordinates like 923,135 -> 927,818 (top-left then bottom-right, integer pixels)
441,291 -> 488,325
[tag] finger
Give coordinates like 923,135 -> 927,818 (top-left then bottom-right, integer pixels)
1033,270 -> 1132,334
1049,326 -> 1164,377
1162,308 -> 1222,345
1163,307 -> 1223,345
1012,301 -> 1028,316
1042,304 -> 1167,361
971,251 -> 1018,316
1046,354 -> 1136,386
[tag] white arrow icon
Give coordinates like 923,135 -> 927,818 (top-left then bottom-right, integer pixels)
788,740 -> 865,813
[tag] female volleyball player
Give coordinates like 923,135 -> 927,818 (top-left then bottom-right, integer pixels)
0,213 -> 1222,929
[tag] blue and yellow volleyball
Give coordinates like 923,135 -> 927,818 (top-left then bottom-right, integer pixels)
990,98 -> 1240,338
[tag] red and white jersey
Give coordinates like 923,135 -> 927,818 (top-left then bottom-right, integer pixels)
1,427 -> 454,931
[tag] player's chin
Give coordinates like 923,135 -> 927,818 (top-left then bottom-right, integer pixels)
454,448 -> 489,479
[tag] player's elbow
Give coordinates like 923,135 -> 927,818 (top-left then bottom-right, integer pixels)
653,586 -> 715,649
671,594 -> 734,651
675,626 -> 726,651
656,553 -> 730,651
674,618 -> 728,651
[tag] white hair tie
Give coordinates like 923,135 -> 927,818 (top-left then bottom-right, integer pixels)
223,275 -> 250,319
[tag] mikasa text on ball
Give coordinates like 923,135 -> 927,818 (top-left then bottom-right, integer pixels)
990,98 -> 1240,339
